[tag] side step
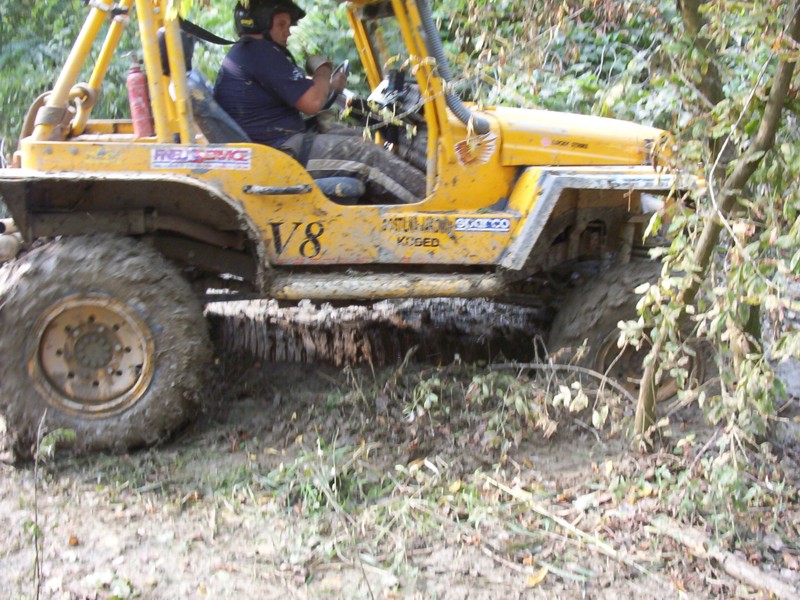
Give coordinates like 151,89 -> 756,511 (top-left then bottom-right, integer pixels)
268,272 -> 505,302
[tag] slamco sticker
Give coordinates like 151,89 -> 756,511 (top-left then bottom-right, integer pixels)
455,217 -> 511,232
151,147 -> 252,171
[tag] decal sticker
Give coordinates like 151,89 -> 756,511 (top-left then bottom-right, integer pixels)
382,216 -> 453,234
542,138 -> 588,150
455,217 -> 511,233
454,132 -> 498,166
84,148 -> 124,164
396,236 -> 440,248
270,221 -> 325,258
151,147 -> 252,170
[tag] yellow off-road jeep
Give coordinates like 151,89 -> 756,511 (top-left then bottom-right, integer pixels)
0,0 -> 681,453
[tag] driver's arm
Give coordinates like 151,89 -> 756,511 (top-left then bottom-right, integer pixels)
295,65 -> 333,115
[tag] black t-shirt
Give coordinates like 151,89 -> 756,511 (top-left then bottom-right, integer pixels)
213,38 -> 313,147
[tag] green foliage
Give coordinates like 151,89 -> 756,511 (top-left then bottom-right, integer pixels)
0,0 -> 141,153
438,0 -> 682,126
255,437 -> 392,518
36,428 -> 77,461
617,0 -> 800,520
291,0 -> 357,77
0,0 -> 697,152
398,363 -> 621,457
1,1 -> 77,148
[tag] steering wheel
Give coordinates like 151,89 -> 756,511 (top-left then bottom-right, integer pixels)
322,59 -> 350,110
333,59 -> 350,79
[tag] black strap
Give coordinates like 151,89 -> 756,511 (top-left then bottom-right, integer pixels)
179,18 -> 235,45
298,131 -> 317,167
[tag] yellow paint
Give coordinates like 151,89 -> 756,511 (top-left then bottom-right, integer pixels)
491,106 -> 665,166
135,0 -> 171,142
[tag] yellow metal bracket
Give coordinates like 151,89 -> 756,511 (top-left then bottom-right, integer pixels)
73,0 -> 136,136
31,4 -> 109,141
163,1 -> 196,144
135,0 -> 171,142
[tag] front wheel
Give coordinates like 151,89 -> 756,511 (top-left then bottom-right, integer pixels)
548,260 -> 711,402
0,234 -> 210,455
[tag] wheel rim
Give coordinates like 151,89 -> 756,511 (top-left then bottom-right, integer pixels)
594,331 -> 704,402
30,295 -> 155,418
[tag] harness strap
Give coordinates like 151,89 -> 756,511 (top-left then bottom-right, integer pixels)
179,18 -> 235,45
298,131 -> 317,167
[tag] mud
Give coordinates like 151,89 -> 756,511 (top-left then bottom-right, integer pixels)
0,362 -> 715,600
207,297 -> 548,367
1,283 -> 799,599
0,235 -> 209,456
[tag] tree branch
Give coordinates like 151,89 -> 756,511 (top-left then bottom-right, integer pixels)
635,1 -> 800,448
652,516 -> 800,599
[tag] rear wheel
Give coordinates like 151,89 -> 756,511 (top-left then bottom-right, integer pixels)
548,260 -> 710,401
0,234 -> 210,455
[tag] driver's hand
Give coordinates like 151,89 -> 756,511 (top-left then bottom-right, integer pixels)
330,69 -> 347,94
306,54 -> 332,75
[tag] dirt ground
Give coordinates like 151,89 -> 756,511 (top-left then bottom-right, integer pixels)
2,350 -> 799,600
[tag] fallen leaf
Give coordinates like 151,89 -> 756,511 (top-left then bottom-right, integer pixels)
782,551 -> 800,570
671,576 -> 686,592
522,554 -> 535,566
764,533 -> 784,552
526,566 -> 548,587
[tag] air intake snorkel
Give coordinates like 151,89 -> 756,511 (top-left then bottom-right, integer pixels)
416,0 -> 491,135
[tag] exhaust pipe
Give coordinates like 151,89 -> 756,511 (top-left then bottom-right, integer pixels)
417,0 -> 490,134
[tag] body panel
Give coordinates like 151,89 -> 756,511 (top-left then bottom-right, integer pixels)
0,0 -> 676,304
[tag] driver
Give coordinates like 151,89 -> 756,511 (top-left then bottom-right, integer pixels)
214,0 -> 425,204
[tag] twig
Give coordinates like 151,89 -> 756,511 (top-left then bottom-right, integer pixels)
134,481 -> 172,494
480,542 -> 530,574
688,427 -> 721,475
490,362 -> 636,403
32,410 -> 48,600
651,516 -> 800,599
481,541 -> 590,583
483,475 -> 665,583
311,445 -> 375,600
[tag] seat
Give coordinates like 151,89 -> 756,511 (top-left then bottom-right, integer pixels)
187,70 -> 251,144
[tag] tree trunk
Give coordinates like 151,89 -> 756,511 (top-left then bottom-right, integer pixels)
634,1 -> 800,449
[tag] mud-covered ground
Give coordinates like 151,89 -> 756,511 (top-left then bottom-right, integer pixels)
2,351 -> 799,599
2,297 -> 800,599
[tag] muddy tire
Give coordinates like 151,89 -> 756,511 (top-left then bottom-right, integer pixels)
548,260 -> 709,399
0,234 -> 210,456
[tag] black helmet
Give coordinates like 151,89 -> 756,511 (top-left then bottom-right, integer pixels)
234,0 -> 306,36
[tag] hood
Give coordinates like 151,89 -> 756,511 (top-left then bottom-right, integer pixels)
486,106 -> 669,167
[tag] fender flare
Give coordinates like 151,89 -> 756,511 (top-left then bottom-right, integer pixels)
0,169 -> 269,292
501,166 -> 681,271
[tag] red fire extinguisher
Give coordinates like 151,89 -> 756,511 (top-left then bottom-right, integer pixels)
126,61 -> 154,138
